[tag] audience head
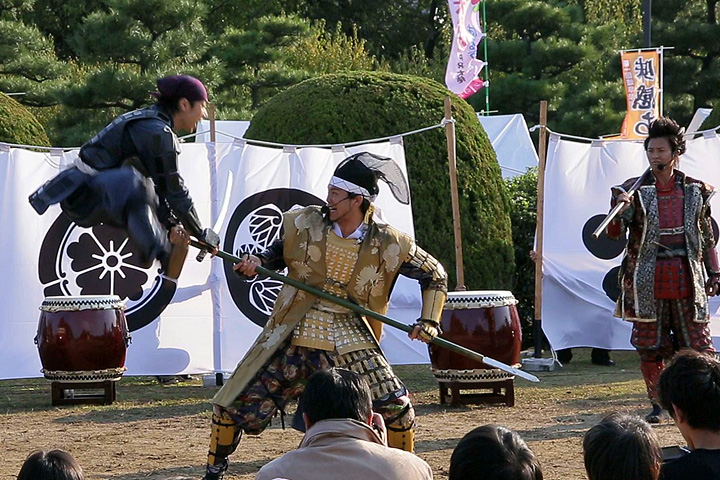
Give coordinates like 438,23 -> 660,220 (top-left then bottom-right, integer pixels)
659,349 -> 720,432
17,449 -> 83,480
583,413 -> 661,480
302,368 -> 372,427
449,424 -> 543,480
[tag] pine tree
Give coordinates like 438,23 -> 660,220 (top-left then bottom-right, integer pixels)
653,0 -> 720,127
0,0 -> 65,106
212,14 -> 310,116
472,0 -> 640,137
50,0 -> 217,145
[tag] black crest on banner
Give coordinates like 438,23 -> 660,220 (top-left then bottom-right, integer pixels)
223,188 -> 323,327
38,214 -> 175,332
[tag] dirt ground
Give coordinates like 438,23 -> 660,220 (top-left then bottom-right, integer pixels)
0,350 -> 684,480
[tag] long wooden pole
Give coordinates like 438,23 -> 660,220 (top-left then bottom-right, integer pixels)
190,240 -> 539,382
444,97 -> 466,291
533,101 -> 548,358
209,103 -> 216,143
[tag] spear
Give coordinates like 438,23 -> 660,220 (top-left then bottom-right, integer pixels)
191,240 -> 540,383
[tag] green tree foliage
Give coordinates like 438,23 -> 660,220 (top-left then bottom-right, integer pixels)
48,0 -> 216,145
246,72 -> 514,289
294,0 -> 448,60
0,92 -> 50,145
504,168 -> 537,347
653,0 -> 720,126
285,22 -> 380,75
579,0 -> 642,27
212,14 -> 310,115
25,0 -> 107,59
476,0 -> 639,137
0,0 -> 65,106
706,108 -> 720,129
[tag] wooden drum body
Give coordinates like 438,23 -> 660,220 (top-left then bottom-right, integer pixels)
36,295 -> 130,382
429,290 -> 522,383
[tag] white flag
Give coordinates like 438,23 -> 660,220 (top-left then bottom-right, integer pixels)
445,0 -> 487,99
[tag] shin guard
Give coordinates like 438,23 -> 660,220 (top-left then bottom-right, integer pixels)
640,359 -> 664,402
382,398 -> 416,453
386,425 -> 415,453
207,407 -> 242,469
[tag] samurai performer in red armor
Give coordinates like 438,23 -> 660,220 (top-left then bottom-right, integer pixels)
606,116 -> 720,423
201,152 -> 448,480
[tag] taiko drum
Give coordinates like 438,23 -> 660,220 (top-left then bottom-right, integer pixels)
429,290 -> 522,382
35,295 -> 130,382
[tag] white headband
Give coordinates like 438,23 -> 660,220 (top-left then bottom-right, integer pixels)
329,176 -> 376,201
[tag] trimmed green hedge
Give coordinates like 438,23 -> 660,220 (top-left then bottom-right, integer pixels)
0,93 -> 50,146
246,72 -> 513,289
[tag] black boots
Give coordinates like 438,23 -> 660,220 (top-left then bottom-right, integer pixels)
202,460 -> 228,480
645,403 -> 664,424
591,348 -> 615,366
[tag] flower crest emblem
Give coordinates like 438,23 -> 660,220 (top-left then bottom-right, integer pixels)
307,245 -> 322,263
382,243 -> 401,272
291,261 -> 313,279
294,209 -> 325,242
355,265 -> 385,297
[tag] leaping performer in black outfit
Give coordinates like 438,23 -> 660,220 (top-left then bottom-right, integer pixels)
29,74 -> 220,277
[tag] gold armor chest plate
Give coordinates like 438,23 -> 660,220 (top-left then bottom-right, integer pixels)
291,229 -> 378,353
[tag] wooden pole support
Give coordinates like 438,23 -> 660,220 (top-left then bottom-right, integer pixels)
444,96 -> 466,291
533,101 -> 548,358
209,103 -> 216,143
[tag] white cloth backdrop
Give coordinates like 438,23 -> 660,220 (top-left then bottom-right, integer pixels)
195,120 -> 250,143
542,131 -> 720,351
477,113 -> 538,178
0,139 -> 426,379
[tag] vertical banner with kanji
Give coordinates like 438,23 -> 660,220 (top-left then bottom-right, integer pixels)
445,0 -> 487,99
619,49 -> 662,139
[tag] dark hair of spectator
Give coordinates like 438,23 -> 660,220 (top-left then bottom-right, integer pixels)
659,349 -> 720,431
449,425 -> 543,480
583,413 -> 661,480
17,449 -> 84,480
643,116 -> 686,155
302,368 -> 372,425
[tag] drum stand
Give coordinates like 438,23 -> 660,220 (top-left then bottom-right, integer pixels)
438,378 -> 515,407
51,381 -> 117,406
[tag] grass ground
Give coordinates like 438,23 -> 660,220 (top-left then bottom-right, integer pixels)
0,349 -> 684,480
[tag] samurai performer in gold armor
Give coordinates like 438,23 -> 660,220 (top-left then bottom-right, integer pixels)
202,152 -> 448,480
606,117 -> 720,423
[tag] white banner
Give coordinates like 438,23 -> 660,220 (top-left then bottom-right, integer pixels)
0,140 -> 426,379
542,131 -> 720,350
445,0 -> 487,99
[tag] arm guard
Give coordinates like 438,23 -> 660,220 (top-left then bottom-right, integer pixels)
399,243 -> 448,322
411,318 -> 442,342
606,186 -> 634,240
129,120 -> 203,237
257,238 -> 287,271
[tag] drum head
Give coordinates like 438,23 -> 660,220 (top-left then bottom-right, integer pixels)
41,295 -> 125,312
445,290 -> 517,309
